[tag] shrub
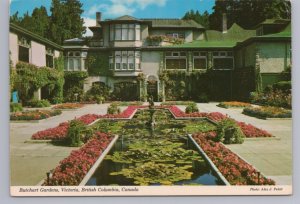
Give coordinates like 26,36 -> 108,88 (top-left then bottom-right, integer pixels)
10,103 -> 23,112
185,103 -> 199,114
216,118 -> 245,144
272,81 -> 291,92
84,83 -> 110,103
66,120 -> 86,147
107,103 -> 121,115
26,99 -> 51,108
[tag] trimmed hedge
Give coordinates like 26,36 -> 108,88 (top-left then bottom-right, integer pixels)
26,99 -> 51,108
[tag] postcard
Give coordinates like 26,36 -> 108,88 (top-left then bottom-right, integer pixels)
9,0 -> 292,196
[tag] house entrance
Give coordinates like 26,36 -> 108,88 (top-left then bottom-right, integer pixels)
147,75 -> 158,101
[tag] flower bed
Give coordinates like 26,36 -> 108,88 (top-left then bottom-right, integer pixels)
218,101 -> 251,109
10,110 -> 62,121
193,132 -> 275,185
167,106 -> 271,137
53,103 -> 84,110
31,106 -> 144,140
32,114 -> 99,140
243,106 -> 292,119
44,132 -> 113,186
237,122 -> 272,138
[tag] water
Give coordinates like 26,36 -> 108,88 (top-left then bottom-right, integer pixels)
86,109 -> 225,186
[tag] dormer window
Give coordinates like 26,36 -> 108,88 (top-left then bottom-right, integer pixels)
109,24 -> 141,41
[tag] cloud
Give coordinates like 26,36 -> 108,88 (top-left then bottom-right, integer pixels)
85,0 -> 167,18
83,17 -> 96,37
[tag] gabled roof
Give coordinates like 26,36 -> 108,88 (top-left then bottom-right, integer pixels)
143,18 -> 204,29
114,15 -> 139,21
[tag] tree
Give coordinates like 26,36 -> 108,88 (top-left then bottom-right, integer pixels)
209,0 -> 291,30
31,6 -> 50,38
49,0 -> 85,44
182,9 -> 210,29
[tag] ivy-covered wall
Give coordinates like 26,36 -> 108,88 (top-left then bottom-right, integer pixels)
160,70 -> 233,101
14,61 -> 63,104
63,71 -> 88,102
86,51 -> 112,76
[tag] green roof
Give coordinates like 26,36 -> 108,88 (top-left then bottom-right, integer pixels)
167,40 -> 237,48
206,23 -> 256,42
143,19 -> 204,29
259,23 -> 291,38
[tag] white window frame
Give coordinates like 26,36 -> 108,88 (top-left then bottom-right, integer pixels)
165,51 -> 187,70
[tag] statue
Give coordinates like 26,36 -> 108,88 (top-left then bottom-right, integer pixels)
148,95 -> 154,108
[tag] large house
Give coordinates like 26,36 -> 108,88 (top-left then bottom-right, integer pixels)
10,12 -> 291,101
63,12 -> 291,101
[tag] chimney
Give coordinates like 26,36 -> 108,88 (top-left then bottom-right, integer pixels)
222,13 -> 227,33
96,12 -> 101,26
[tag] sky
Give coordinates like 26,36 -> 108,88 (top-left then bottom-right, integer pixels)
10,0 -> 216,36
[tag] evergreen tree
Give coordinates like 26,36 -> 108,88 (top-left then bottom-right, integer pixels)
30,6 -> 50,38
209,0 -> 291,31
182,9 -> 210,29
49,0 -> 85,44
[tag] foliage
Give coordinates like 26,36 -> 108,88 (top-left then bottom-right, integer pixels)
250,89 -> 291,109
197,93 -> 209,103
185,103 -> 199,113
161,101 -> 194,106
272,81 -> 291,92
209,0 -> 291,30
86,52 -> 111,76
14,62 -> 62,103
218,101 -> 251,109
10,103 -> 23,112
110,162 -> 193,185
45,132 -> 112,186
31,114 -> 99,140
10,109 -> 61,121
10,6 -> 50,38
64,71 -> 88,102
182,9 -> 210,29
26,99 -> 51,108
66,120 -> 86,147
193,132 -> 275,185
111,101 -> 143,106
243,106 -> 291,119
106,140 -> 202,164
52,55 -> 65,103
216,118 -> 245,144
107,103 -> 121,115
84,83 -> 110,103
111,82 -> 138,101
146,35 -> 184,46
11,0 -> 85,45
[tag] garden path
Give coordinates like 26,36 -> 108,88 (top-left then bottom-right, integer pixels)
10,104 -> 109,186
